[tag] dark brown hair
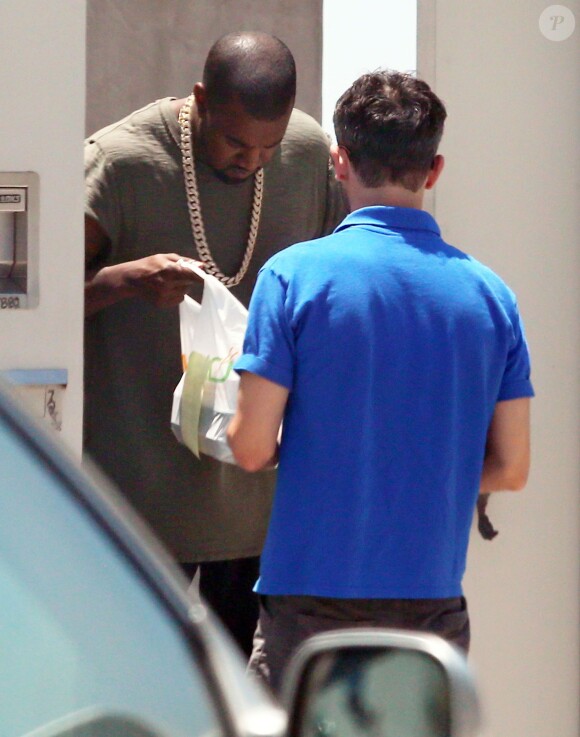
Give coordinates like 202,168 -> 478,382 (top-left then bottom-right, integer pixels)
333,70 -> 447,191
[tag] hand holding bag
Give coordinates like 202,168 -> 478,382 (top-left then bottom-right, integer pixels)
171,263 -> 247,464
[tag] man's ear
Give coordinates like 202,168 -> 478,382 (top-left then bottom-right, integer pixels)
193,83 -> 207,116
425,154 -> 444,190
330,144 -> 350,181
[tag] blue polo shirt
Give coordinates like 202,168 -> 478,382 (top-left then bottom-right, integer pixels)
235,206 -> 534,598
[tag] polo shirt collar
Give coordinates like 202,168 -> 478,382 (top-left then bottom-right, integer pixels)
334,206 -> 441,237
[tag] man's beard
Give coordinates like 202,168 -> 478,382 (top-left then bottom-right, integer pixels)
211,167 -> 260,185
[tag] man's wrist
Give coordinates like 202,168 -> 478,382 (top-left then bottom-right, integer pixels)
85,262 -> 136,316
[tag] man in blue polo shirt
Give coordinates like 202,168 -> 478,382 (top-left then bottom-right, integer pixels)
228,70 -> 533,691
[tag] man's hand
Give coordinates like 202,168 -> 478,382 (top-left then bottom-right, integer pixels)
86,253 -> 204,316
85,216 -> 203,316
123,253 -> 204,307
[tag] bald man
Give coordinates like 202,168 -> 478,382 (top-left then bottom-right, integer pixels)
84,32 -> 346,655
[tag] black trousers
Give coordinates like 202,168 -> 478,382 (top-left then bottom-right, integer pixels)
250,594 -> 471,693
180,556 -> 260,658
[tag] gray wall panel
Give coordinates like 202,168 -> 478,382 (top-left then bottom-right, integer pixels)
86,0 -> 322,135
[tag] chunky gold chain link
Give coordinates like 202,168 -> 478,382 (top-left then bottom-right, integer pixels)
178,95 -> 264,287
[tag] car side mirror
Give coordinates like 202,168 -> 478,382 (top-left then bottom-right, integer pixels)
282,629 -> 481,737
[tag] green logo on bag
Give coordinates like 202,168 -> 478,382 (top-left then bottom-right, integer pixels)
208,347 -> 238,383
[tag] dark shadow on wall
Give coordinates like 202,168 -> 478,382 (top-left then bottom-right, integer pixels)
86,0 -> 323,136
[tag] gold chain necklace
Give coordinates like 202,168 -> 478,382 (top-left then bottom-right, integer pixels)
178,94 -> 264,287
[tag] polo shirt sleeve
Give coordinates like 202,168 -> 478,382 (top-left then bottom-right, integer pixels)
497,304 -> 534,401
234,266 -> 295,390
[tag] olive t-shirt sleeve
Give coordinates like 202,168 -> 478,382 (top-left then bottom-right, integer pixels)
85,141 -> 123,244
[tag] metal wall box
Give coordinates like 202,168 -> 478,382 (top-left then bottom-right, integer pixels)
0,172 -> 39,309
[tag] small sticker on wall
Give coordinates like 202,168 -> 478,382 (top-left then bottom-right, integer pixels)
539,5 -> 576,41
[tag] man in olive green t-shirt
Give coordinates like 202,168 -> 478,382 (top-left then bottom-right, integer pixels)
84,31 -> 346,656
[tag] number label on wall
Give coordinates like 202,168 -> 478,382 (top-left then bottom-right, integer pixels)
0,296 -> 21,310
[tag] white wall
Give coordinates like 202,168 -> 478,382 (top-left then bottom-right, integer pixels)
0,1 -> 86,454
419,2 -> 580,736
325,1 -> 579,734
322,0 -> 417,137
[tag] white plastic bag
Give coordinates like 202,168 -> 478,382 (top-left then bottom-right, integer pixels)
171,264 -> 247,464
